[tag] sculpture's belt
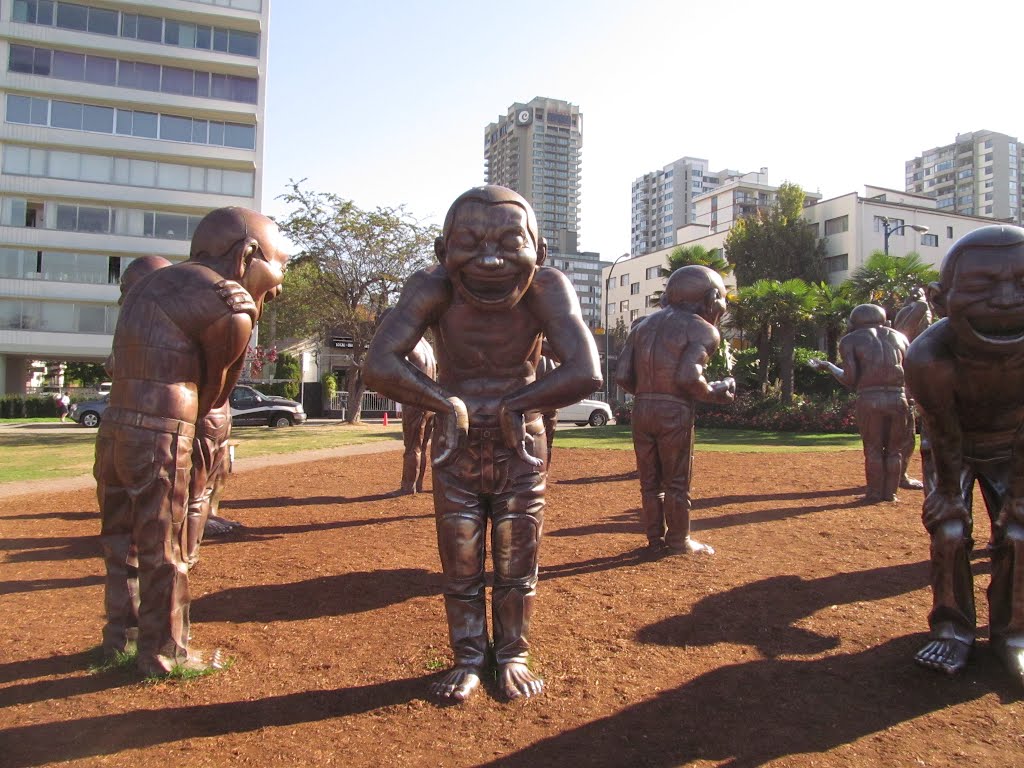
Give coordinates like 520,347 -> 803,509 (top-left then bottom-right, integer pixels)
103,407 -> 196,438
635,393 -> 691,405
858,386 -> 905,395
467,417 -> 543,442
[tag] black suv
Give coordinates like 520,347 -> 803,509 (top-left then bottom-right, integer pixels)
229,385 -> 307,427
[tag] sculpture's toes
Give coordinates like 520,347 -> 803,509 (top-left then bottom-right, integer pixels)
500,663 -> 544,700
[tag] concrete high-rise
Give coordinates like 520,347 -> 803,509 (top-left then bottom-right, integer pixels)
484,97 -> 602,330
631,157 -> 763,256
0,0 -> 269,394
905,130 -> 1022,226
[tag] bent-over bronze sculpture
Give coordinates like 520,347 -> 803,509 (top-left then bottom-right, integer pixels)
96,207 -> 287,676
904,224 -> 1024,683
615,265 -> 735,556
810,304 -> 911,503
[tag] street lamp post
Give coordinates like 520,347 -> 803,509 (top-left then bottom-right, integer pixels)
603,253 -> 630,402
881,216 -> 930,255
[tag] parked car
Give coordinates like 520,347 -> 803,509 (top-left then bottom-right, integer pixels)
230,385 -> 307,427
69,395 -> 108,428
556,397 -> 613,427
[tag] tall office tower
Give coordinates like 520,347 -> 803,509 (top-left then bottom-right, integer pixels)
906,130 -> 1022,226
0,0 -> 269,394
630,157 -> 757,256
484,97 -> 603,330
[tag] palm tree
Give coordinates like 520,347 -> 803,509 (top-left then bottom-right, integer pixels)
743,279 -> 818,404
812,282 -> 856,363
847,251 -> 938,318
666,244 -> 733,276
729,284 -> 775,394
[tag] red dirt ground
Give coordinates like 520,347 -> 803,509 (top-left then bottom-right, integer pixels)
1,445 -> 1022,767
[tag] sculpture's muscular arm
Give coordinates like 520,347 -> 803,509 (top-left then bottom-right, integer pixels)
197,311 -> 253,419
831,333 -> 861,390
504,267 -> 602,415
614,325 -> 639,395
364,268 -> 454,413
905,323 -> 967,524
673,320 -> 731,403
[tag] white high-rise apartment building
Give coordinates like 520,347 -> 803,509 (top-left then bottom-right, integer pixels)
630,157 -> 757,256
905,129 -> 1022,226
0,0 -> 269,394
484,97 -> 603,330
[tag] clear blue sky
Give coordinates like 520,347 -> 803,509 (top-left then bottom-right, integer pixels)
261,0 -> 1021,259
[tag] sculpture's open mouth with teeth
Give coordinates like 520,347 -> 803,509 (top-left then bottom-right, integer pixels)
460,273 -> 522,305
967,318 -> 1024,344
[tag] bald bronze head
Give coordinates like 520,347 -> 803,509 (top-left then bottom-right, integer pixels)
435,186 -> 547,311
118,255 -> 172,305
930,224 -> 1024,349
189,207 -> 289,320
661,265 -> 727,325
849,303 -> 886,330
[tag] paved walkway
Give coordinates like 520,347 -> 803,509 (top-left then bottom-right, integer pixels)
0,431 -> 403,500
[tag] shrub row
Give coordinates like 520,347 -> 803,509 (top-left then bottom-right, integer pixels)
0,395 -> 59,418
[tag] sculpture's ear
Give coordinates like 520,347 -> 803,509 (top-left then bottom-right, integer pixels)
434,235 -> 446,266
231,238 -> 259,280
927,281 -> 946,319
535,236 -> 547,267
703,286 -> 723,319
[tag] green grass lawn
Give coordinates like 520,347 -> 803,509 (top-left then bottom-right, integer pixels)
0,421 -> 863,485
554,425 -> 863,452
0,422 -> 403,484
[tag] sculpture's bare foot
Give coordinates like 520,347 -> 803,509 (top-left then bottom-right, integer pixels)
914,638 -> 971,675
500,662 -> 544,700
900,476 -> 924,490
429,665 -> 481,702
643,539 -> 668,558
667,537 -> 715,556
390,487 -> 414,498
993,637 -> 1024,686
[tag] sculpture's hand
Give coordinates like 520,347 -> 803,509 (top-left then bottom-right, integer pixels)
922,491 -> 971,533
808,358 -> 824,371
432,396 -> 468,468
215,280 -> 257,319
710,377 -> 735,404
499,401 -> 544,469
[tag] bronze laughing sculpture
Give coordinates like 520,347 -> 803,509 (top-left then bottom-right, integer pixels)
615,265 -> 735,556
96,207 -> 287,676
904,224 -> 1024,682
810,305 -> 912,503
364,185 -> 601,702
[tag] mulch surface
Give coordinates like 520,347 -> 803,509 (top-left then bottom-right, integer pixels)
1,446 -> 1022,767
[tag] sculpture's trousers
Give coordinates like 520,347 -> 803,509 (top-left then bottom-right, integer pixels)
401,406 -> 434,493
185,411 -> 231,568
926,455 -> 1024,647
95,409 -> 194,673
855,387 -> 911,500
431,420 -> 547,670
630,395 -> 695,549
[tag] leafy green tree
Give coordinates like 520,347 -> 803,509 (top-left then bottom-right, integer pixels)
728,284 -> 775,394
64,362 -> 107,386
666,244 -> 733,276
273,180 -> 438,423
847,251 -> 939,318
725,182 -> 827,287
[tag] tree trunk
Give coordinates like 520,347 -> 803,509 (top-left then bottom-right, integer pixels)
346,363 -> 365,424
779,324 -> 796,405
756,325 -> 772,395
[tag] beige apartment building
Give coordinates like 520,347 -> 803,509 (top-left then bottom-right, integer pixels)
0,0 -> 269,394
906,129 -> 1021,226
603,182 -> 994,335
